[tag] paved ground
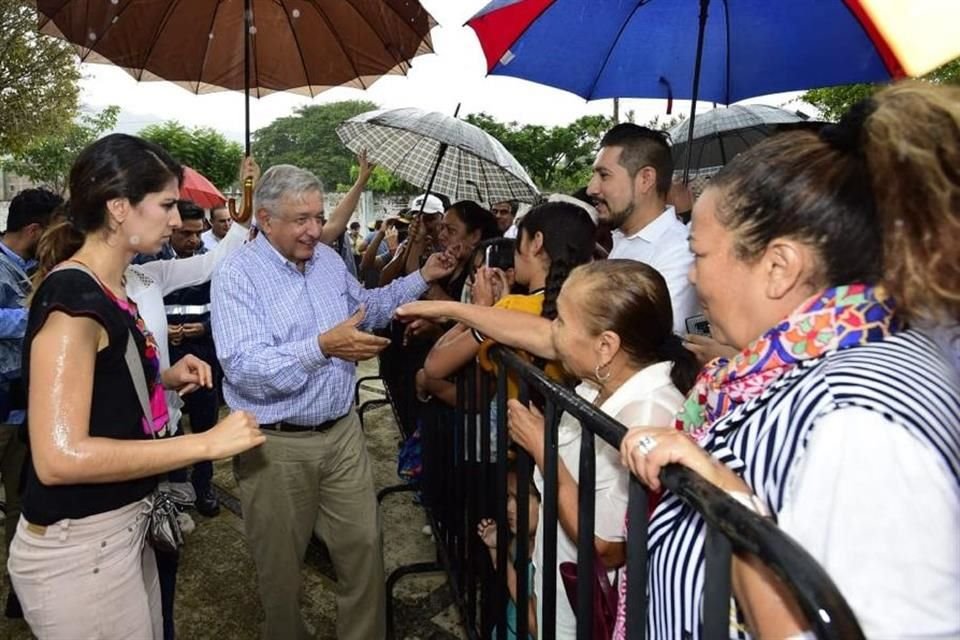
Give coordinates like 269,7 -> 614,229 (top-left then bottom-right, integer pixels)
0,359 -> 465,640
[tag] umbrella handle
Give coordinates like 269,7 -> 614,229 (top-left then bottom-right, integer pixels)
230,178 -> 255,224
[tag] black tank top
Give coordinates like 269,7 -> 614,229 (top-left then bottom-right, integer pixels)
20,269 -> 157,525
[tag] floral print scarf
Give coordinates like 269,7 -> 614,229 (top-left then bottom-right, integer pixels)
676,283 -> 900,439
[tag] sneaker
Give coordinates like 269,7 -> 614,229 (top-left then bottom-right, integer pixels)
195,489 -> 221,518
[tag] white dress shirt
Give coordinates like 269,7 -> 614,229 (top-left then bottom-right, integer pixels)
200,228 -> 221,252
125,222 -> 248,432
609,205 -> 702,335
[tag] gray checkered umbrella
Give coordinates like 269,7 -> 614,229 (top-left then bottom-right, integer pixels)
336,107 -> 540,204
668,104 -> 819,176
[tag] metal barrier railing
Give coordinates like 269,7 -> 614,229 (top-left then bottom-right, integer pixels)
387,344 -> 865,640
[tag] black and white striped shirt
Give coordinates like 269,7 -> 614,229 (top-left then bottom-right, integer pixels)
645,330 -> 960,638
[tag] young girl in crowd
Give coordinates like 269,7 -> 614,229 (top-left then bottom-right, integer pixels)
8,134 -> 264,639
477,465 -> 541,640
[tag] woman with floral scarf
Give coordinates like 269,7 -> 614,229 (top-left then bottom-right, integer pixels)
620,80 -> 960,639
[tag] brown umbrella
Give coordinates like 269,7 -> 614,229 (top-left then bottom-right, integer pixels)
35,0 -> 437,152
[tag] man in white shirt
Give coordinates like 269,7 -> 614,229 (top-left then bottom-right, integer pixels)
587,124 -> 702,335
200,204 -> 232,251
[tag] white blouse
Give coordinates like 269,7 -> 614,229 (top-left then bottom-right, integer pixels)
778,406 -> 960,638
533,360 -> 686,638
125,222 -> 248,433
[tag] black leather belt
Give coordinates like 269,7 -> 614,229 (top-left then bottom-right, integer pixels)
260,414 -> 347,433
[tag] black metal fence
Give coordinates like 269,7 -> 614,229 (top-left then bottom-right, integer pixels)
386,344 -> 865,640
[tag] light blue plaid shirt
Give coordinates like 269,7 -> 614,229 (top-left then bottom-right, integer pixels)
211,232 -> 427,425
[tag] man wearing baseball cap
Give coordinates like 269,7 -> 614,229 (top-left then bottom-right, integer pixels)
377,193 -> 447,287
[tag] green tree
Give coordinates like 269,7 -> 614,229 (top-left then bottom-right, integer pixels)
0,0 -> 81,153
465,112 -> 615,193
338,165 -> 417,195
802,58 -> 960,121
2,106 -> 118,194
139,121 -> 243,191
251,100 -> 379,190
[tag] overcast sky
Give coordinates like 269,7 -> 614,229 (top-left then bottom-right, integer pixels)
80,0 -> 805,142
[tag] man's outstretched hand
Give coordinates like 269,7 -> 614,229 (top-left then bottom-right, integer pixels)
318,306 -> 390,362
419,249 -> 458,283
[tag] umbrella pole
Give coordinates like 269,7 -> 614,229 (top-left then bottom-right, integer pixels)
232,0 -> 254,224
682,0 -> 710,185
419,103 -> 461,212
244,0 -> 252,157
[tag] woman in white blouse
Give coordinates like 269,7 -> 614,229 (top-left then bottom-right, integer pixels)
398,259 -> 699,637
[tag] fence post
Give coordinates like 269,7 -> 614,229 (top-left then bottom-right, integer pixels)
575,430 -> 596,639
541,399 -> 560,640
494,365 -> 509,640
514,379 -> 532,640
625,477 -> 648,640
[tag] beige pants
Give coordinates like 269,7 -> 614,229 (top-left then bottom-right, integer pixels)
234,411 -> 386,640
7,497 -> 161,640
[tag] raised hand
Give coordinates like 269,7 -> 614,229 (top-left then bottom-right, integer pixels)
406,215 -> 425,247
471,266 -> 504,307
384,225 -> 400,252
239,155 -> 261,185
318,305 -> 391,362
162,354 -> 213,395
202,410 -> 264,459
356,149 -> 375,182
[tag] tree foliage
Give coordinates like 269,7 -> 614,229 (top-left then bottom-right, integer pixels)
2,106 -> 118,194
338,165 -> 418,195
802,58 -> 960,121
139,121 -> 243,191
251,100 -> 378,191
0,0 -> 81,153
465,113 -> 615,193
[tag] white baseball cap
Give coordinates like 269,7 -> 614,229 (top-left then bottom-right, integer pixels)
408,193 -> 445,215
547,193 -> 599,225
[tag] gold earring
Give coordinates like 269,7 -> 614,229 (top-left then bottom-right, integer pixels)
594,361 -> 611,382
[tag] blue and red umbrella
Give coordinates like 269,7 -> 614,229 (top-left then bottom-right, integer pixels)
467,0 -> 960,181
466,0 -> 960,105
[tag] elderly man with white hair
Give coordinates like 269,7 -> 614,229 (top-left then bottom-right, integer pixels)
211,164 -> 455,640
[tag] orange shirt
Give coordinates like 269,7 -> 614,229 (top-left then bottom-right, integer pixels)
476,292 -> 567,397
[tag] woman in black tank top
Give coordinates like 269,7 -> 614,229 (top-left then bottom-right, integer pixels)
8,134 -> 264,639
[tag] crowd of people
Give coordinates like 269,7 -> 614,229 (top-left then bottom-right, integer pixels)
0,78 -> 956,640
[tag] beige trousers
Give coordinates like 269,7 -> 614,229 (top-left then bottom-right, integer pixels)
7,497 -> 161,639
234,411 -> 386,640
